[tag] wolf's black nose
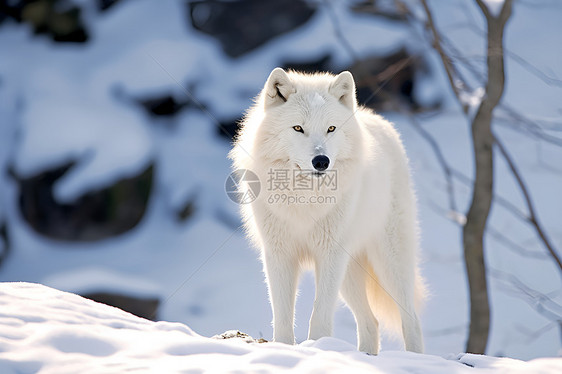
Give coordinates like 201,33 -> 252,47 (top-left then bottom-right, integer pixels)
312,155 -> 330,171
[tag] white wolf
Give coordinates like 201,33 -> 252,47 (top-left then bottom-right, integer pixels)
230,68 -> 425,354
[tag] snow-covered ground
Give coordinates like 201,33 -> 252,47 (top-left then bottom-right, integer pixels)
0,0 -> 561,366
1,283 -> 561,373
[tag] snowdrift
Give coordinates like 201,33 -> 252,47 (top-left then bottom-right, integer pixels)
0,283 -> 560,374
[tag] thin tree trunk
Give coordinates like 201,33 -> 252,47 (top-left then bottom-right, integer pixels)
463,0 -> 513,354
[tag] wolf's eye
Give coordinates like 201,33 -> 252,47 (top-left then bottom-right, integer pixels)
327,125 -> 336,133
293,125 -> 304,133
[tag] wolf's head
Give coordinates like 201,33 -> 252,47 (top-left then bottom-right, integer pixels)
230,68 -> 367,206
248,68 -> 363,175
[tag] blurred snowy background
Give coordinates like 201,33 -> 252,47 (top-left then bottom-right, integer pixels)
0,0 -> 561,361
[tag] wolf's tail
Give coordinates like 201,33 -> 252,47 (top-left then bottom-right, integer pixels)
363,257 -> 426,336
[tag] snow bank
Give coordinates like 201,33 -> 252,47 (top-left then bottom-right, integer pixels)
0,283 -> 560,374
13,95 -> 153,203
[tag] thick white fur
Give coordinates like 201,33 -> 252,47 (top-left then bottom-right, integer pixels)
229,68 -> 425,354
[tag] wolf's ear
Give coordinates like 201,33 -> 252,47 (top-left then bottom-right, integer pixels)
329,71 -> 356,110
264,68 -> 295,108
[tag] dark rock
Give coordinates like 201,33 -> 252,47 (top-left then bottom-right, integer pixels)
1,0 -> 89,43
351,0 -> 410,22
0,1 -> 26,24
347,48 -> 427,112
189,0 -> 315,58
83,291 -> 159,321
0,222 -> 8,268
98,0 -> 122,12
216,118 -> 242,140
212,330 -> 268,343
176,195 -> 196,222
137,94 -> 189,117
282,53 -> 333,74
16,162 -> 153,242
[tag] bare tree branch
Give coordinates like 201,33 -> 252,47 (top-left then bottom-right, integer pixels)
404,118 -> 533,224
428,198 -> 548,260
404,112 -> 458,213
487,227 -> 549,260
514,321 -> 561,344
446,23 -> 562,88
440,34 -> 562,148
418,0 -> 561,255
490,267 -> 562,321
419,9 -> 562,148
324,0 -> 358,61
474,0 -> 492,20
405,114 -> 540,230
493,133 -> 562,275
420,0 -> 469,114
425,324 -> 467,337
499,104 -> 562,147
505,50 -> 562,88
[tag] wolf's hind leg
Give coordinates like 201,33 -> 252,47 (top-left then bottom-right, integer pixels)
380,210 -> 424,353
340,257 -> 380,355
400,305 -> 423,353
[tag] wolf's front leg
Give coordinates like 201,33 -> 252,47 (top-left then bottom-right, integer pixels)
263,250 -> 300,345
308,251 -> 348,340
